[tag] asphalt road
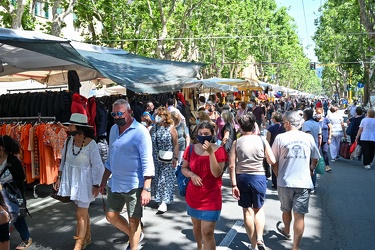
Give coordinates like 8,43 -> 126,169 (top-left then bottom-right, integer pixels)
10,153 -> 375,250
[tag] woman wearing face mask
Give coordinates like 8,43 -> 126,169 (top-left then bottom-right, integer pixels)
181,121 -> 227,250
150,107 -> 179,214
315,108 -> 333,172
55,113 -> 105,250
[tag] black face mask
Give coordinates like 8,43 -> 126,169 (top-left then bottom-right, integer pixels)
68,130 -> 79,136
114,117 -> 127,127
197,135 -> 213,145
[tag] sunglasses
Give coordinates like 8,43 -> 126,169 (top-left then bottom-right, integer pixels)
110,111 -> 126,117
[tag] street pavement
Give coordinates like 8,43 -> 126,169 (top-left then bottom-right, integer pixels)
10,153 -> 375,250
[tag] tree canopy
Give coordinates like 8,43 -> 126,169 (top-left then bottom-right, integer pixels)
1,0 -> 321,94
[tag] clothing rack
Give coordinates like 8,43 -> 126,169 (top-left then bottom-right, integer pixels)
0,115 -> 56,198
7,86 -> 67,93
0,116 -> 55,123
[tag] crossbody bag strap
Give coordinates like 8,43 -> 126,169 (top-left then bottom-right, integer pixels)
0,164 -> 7,178
62,136 -> 71,166
189,144 -> 193,161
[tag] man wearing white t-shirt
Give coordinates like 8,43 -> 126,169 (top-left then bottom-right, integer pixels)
272,111 -> 320,250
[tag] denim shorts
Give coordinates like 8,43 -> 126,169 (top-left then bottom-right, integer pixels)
277,186 -> 310,214
237,174 -> 267,209
187,205 -> 221,222
107,187 -> 143,218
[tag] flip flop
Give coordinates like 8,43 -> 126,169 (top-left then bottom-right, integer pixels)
276,221 -> 291,240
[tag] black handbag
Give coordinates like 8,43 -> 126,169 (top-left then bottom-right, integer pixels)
51,136 -> 72,203
51,188 -> 71,203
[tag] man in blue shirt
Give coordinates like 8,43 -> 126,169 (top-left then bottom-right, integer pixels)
100,99 -> 154,250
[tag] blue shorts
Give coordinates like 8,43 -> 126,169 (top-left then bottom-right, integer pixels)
277,187 -> 310,214
187,205 -> 221,222
237,174 -> 267,209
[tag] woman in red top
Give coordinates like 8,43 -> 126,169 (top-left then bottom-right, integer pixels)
181,121 -> 227,250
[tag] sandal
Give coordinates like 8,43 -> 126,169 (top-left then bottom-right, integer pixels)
257,239 -> 266,250
16,238 -> 32,249
276,221 -> 291,240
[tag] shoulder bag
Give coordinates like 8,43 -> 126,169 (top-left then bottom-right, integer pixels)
175,145 -> 193,197
155,125 -> 174,163
51,136 -> 72,203
315,157 -> 325,175
0,164 -> 28,218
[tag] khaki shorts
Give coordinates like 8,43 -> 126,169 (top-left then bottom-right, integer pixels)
107,187 -> 143,218
277,186 -> 310,214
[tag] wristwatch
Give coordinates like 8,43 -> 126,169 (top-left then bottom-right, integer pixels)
143,187 -> 151,192
173,157 -> 178,160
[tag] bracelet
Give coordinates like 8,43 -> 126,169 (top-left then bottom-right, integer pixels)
57,176 -> 61,179
173,157 -> 178,160
231,184 -> 237,188
93,185 -> 99,188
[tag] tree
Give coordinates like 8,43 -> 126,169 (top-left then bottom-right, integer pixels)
0,0 -> 35,30
358,0 -> 375,105
313,0 -> 365,99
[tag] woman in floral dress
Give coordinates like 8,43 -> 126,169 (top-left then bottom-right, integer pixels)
151,107 -> 179,214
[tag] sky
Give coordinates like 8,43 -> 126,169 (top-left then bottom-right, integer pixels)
277,0 -> 324,62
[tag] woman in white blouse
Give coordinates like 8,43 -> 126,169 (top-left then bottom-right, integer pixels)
355,109 -> 375,169
55,113 -> 105,250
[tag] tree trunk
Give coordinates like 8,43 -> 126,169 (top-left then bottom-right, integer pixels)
11,0 -> 27,29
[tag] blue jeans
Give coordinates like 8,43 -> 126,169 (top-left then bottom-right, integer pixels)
12,213 -> 30,241
321,142 -> 330,166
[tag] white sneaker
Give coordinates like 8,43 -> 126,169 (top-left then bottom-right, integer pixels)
364,165 -> 371,169
157,202 -> 167,214
331,159 -> 336,162
247,245 -> 258,250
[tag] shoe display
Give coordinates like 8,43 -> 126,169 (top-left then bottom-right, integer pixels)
364,165 -> 371,170
325,166 -> 332,172
16,238 -> 32,249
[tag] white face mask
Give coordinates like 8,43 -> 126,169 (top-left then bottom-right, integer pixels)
141,121 -> 147,127
155,115 -> 163,123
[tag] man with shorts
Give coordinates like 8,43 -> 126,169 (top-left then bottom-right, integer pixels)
271,111 -> 320,250
99,99 -> 154,250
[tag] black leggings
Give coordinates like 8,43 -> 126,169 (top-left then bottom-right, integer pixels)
0,222 -> 10,242
361,140 -> 375,166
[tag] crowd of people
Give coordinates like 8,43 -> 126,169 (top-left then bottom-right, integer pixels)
0,94 -> 374,250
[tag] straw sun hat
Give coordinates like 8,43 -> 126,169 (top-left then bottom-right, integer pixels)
63,113 -> 92,127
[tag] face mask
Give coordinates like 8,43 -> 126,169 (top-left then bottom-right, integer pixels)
316,114 -> 322,119
68,130 -> 79,136
196,119 -> 200,124
141,121 -> 147,127
114,117 -> 127,127
247,104 -> 253,108
197,135 -> 213,144
155,115 -> 163,123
